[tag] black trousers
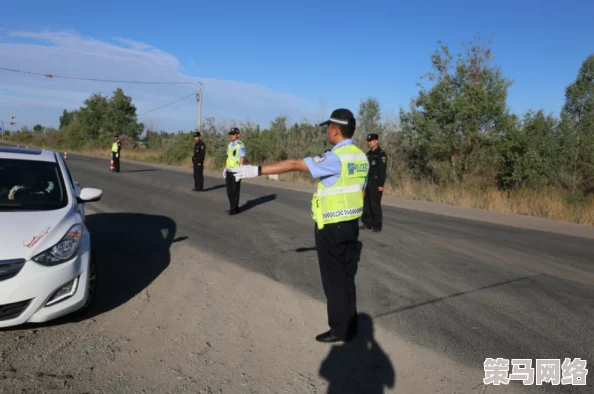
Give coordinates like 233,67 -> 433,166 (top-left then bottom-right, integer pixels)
315,219 -> 360,338
112,152 -> 120,172
362,180 -> 383,229
225,171 -> 241,211
193,163 -> 204,190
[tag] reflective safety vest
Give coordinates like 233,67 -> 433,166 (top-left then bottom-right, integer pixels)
311,143 -> 369,230
226,141 -> 244,170
111,142 -> 119,153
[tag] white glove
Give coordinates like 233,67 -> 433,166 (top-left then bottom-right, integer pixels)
116,153 -> 119,158
231,165 -> 259,181
223,169 -> 227,178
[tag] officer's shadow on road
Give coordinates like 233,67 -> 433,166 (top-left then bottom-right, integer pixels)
319,313 -> 396,394
59,212 -> 183,324
202,184 -> 226,192
240,193 -> 276,212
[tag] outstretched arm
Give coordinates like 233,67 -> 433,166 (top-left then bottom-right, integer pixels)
232,152 -> 339,181
261,159 -> 308,175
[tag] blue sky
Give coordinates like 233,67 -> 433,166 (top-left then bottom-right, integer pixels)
0,0 -> 592,132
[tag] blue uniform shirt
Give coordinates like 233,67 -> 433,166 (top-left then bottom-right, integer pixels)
229,139 -> 246,158
304,139 -> 368,188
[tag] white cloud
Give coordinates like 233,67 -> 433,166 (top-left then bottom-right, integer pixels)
0,30 -> 318,131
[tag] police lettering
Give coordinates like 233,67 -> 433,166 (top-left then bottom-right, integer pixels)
347,162 -> 368,175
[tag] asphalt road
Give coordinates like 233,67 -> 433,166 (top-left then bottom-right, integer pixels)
63,154 -> 594,386
6,150 -> 592,392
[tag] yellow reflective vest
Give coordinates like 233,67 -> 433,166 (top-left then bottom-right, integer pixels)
226,141 -> 244,170
311,143 -> 369,230
111,141 -> 119,153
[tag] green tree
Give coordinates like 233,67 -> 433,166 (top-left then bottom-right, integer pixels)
357,97 -> 382,137
33,124 -> 43,133
59,109 -> 73,130
136,122 -> 146,140
558,54 -> 594,192
400,34 -> 513,183
78,93 -> 109,139
65,119 -> 86,149
498,110 -> 558,189
105,88 -> 139,139
63,88 -> 143,144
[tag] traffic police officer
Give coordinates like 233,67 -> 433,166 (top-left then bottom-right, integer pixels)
361,133 -> 387,232
231,109 -> 368,343
111,134 -> 121,173
192,131 -> 206,191
224,127 -> 246,215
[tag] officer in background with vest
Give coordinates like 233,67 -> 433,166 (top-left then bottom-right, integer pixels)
192,131 -> 206,191
111,133 -> 121,173
224,127 -> 246,215
361,133 -> 388,232
231,109 -> 368,343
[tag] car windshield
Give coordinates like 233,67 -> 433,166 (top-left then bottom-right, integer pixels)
0,158 -> 68,211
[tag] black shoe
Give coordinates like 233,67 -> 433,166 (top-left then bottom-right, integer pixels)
372,227 -> 382,233
315,331 -> 345,343
192,188 -> 200,192
359,224 -> 372,230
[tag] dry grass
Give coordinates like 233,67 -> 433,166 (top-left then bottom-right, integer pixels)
202,156 -> 217,171
386,176 -> 594,226
79,147 -> 162,162
261,167 -> 594,226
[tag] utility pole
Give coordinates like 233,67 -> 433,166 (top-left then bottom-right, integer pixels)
10,114 -> 16,132
196,82 -> 203,132
1,120 -> 4,142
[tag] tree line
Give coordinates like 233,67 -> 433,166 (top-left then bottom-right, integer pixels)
9,35 -> 594,202
390,36 -> 593,197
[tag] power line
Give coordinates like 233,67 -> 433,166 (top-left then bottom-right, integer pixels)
1,66 -> 203,125
0,66 -> 197,86
138,92 -> 196,116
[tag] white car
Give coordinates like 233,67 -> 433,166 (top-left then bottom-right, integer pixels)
0,147 -> 102,328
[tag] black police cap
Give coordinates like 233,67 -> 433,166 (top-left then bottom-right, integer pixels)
228,127 -> 240,135
193,132 -> 201,137
366,133 -> 379,141
319,108 -> 356,127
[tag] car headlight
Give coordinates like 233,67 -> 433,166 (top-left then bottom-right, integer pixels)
32,224 -> 82,266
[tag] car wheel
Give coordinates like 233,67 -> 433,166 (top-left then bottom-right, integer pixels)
83,250 -> 97,310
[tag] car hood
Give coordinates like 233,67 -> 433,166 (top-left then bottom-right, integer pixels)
0,207 -> 79,261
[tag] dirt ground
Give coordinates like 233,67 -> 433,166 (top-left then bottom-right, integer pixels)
2,228 -> 521,394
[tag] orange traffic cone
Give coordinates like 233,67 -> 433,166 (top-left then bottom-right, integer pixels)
64,151 -> 68,160
110,159 -> 115,172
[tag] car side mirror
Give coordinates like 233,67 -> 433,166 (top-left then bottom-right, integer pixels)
77,188 -> 103,203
